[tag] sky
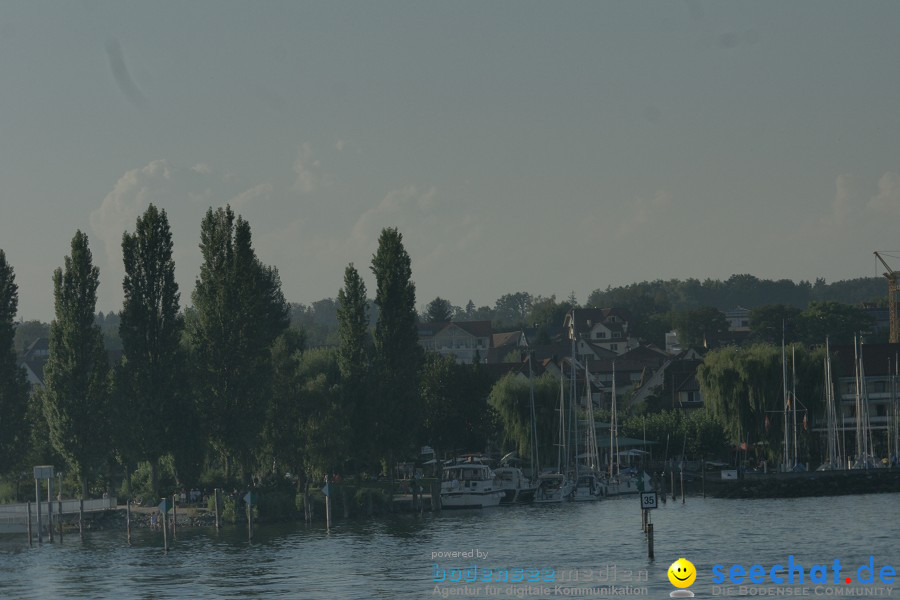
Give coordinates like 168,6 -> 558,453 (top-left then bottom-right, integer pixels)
2,1 -> 900,322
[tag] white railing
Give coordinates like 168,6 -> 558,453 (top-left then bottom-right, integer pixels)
0,497 -> 117,516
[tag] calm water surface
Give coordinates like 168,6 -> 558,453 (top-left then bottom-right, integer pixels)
1,494 -> 897,599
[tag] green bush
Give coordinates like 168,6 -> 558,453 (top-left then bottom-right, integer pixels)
128,457 -> 177,504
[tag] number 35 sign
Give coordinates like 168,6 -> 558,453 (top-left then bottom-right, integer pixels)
640,491 -> 658,509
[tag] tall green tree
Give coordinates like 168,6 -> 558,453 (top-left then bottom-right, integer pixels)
336,263 -> 372,469
425,296 -> 452,322
43,232 -> 111,497
420,353 -> 495,457
261,328 -> 306,476
371,228 -> 423,471
117,205 -> 183,497
672,306 -> 729,348
488,372 -> 559,469
0,251 -> 30,475
188,206 -> 289,483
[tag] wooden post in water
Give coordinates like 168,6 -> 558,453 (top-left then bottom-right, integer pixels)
79,498 -> 84,540
701,459 -> 706,499
214,488 -> 221,531
126,501 -> 132,544
246,494 -> 253,543
35,479 -> 42,545
172,494 -> 177,541
47,477 -> 54,543
57,497 -> 63,542
27,501 -> 32,547
324,475 -> 332,531
671,471 -> 675,501
431,480 -> 441,512
647,522 -> 655,559
641,508 -> 647,532
161,508 -> 168,554
680,469 -> 685,504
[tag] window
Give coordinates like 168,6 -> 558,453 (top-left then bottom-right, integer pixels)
610,343 -> 618,351
595,331 -> 606,339
613,332 -> 621,339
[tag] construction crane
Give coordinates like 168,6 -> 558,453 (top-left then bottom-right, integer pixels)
874,251 -> 899,343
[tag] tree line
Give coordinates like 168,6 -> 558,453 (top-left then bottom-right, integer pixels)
0,205 -> 459,502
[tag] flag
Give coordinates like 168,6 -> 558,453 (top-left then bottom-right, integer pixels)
803,414 -> 808,431
765,415 -> 771,433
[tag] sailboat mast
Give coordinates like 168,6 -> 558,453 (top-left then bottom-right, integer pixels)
609,362 -> 615,478
791,346 -> 798,468
529,352 -> 540,476
782,325 -> 789,472
613,362 -> 619,476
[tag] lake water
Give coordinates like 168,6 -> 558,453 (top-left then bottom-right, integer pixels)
1,493 -> 897,599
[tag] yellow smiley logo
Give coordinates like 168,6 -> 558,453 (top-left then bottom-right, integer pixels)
668,558 -> 697,588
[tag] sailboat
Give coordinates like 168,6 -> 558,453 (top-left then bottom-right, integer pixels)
572,359 -> 603,501
534,361 -> 574,503
851,338 -> 877,469
601,362 -> 638,496
817,338 -> 844,471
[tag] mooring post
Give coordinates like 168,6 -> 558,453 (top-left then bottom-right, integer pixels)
126,501 -> 132,544
47,477 -> 54,543
79,498 -> 84,540
214,488 -> 221,531
161,507 -> 168,554
246,493 -> 253,543
324,475 -> 332,531
680,469 -> 685,504
647,522 -> 655,559
671,471 -> 675,501
641,508 -> 647,532
57,496 -> 63,542
172,494 -> 177,541
35,479 -> 42,545
27,501 -> 32,547
702,459 -> 706,499
431,480 -> 441,512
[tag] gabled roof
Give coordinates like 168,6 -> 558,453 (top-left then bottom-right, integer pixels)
492,330 -> 522,348
417,320 -> 492,339
564,307 -> 632,335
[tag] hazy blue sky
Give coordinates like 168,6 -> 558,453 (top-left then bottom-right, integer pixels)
2,1 -> 900,321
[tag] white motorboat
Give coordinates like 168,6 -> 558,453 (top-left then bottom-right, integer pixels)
533,472 -> 574,503
494,465 -> 537,503
440,462 -> 504,509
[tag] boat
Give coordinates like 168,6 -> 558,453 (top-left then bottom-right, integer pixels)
440,460 -> 504,509
534,370 -> 574,503
601,362 -> 638,495
817,338 -> 844,471
494,454 -> 537,503
572,359 -> 602,501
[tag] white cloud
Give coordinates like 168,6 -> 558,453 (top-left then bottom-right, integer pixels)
615,189 -> 673,239
230,183 -> 273,210
90,160 -> 275,311
292,143 -> 321,193
350,185 -> 438,249
867,171 -> 900,216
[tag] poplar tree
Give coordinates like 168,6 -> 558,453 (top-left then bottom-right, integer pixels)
371,228 -> 423,472
43,232 -> 110,497
188,206 -> 289,483
118,204 -> 183,497
0,250 -> 29,475
336,263 -> 372,469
